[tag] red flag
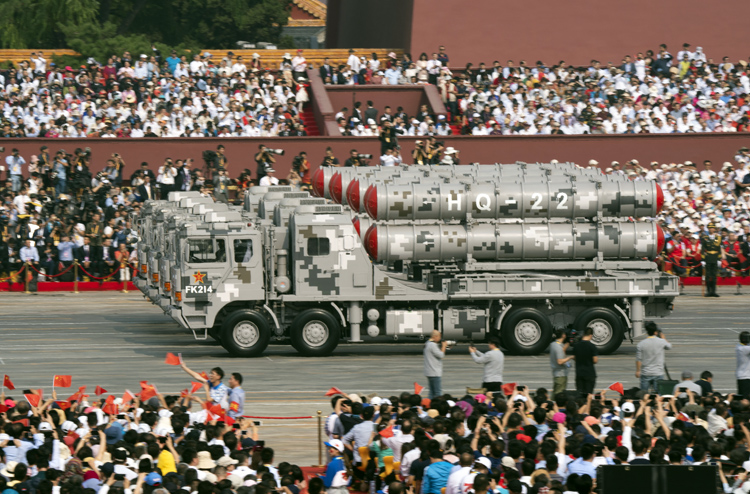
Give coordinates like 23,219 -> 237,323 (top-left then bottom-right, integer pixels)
190,381 -> 204,394
34,389 -> 44,401
199,372 -> 209,380
122,390 -> 135,403
380,425 -> 394,438
0,404 -> 8,413
102,403 -> 118,415
165,353 -> 181,366
502,383 -> 517,396
205,411 -> 219,424
180,389 -> 190,398
414,382 -> 425,395
25,393 -> 41,407
67,392 -> 82,403
609,382 -> 625,395
13,419 -> 30,427
325,387 -> 345,397
224,415 -> 235,426
140,382 -> 157,401
105,395 -> 115,405
53,375 -> 72,388
3,375 -> 15,390
55,401 -> 71,410
95,386 -> 107,396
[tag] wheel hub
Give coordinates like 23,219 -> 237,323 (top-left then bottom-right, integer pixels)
589,319 -> 613,345
234,322 -> 259,348
303,321 -> 329,347
515,319 -> 541,346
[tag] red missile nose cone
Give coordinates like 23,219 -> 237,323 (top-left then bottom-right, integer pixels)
364,184 -> 378,220
655,183 -> 664,214
312,168 -> 324,197
352,216 -> 361,236
656,224 -> 665,258
347,179 -> 360,210
329,172 -> 343,204
364,224 -> 378,260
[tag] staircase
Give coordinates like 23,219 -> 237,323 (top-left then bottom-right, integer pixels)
299,104 -> 320,136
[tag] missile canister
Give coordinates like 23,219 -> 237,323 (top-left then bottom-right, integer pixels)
363,221 -> 665,262
363,181 -> 664,221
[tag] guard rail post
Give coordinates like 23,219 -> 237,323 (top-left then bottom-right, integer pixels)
24,261 -> 31,294
73,260 -> 79,293
317,410 -> 323,467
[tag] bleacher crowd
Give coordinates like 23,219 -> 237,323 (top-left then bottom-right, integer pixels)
325,45 -> 750,138
0,49 -> 311,139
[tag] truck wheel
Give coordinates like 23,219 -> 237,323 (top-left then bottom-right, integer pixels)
220,310 -> 271,357
208,326 -> 222,342
502,308 -> 553,355
290,309 -> 340,356
574,308 -> 624,355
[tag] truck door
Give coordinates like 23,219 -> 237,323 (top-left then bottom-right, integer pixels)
229,235 -> 265,302
181,237 -> 233,307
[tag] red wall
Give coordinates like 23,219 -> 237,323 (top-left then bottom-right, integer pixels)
405,0 -> 750,66
1,134 -> 747,180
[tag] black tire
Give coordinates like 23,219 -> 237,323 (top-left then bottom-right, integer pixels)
220,310 -> 271,357
501,308 -> 553,355
290,309 -> 341,356
574,307 -> 624,355
208,326 -> 222,342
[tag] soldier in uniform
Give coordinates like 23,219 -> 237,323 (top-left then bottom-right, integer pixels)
701,222 -> 724,297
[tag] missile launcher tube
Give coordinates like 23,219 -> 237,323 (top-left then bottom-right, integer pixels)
364,221 -> 665,263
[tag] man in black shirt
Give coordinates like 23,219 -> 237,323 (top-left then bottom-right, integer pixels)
572,327 -> 598,395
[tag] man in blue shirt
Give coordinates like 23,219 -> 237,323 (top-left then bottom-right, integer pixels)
166,51 -> 181,74
2,422 -> 45,464
422,448 -> 453,494
181,360 -> 229,409
566,443 -> 611,480
321,439 -> 349,494
227,372 -> 245,419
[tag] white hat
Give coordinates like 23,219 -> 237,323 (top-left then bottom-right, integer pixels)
476,457 -> 492,470
325,439 -> 345,452
217,456 -> 239,467
622,402 -> 636,413
39,422 -> 53,431
61,420 -> 77,432
589,159 -> 599,166
444,147 -> 458,155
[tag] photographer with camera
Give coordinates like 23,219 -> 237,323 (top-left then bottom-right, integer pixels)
344,149 -> 371,167
550,329 -> 574,398
292,152 -> 311,188
157,158 -> 178,199
379,120 -> 398,155
213,168 -> 231,203
424,330 -> 449,399
320,147 -> 340,167
412,140 -> 430,165
468,337 -> 504,392
635,321 -> 672,393
255,144 -> 280,181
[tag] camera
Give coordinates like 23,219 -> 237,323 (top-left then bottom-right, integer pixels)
359,154 -> 373,159
268,149 -> 285,156
0,147 -> 4,153
444,340 -> 457,347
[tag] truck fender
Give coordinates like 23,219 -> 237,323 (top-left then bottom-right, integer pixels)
493,304 -> 513,332
263,304 -> 280,331
613,304 -> 631,328
330,302 -> 347,327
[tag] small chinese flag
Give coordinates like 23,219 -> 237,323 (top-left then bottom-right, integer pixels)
165,353 -> 181,366
502,383 -> 517,396
224,415 -> 235,426
609,382 -> 625,395
199,371 -> 209,380
122,390 -> 135,403
140,382 -> 158,401
95,386 -> 107,396
55,401 -> 71,410
53,375 -> 73,388
0,404 -> 8,413
102,403 -> 118,415
205,411 -> 218,424
67,392 -> 82,403
25,393 -> 41,407
34,389 -> 44,401
105,395 -> 115,405
325,387 -> 345,397
380,425 -> 394,438
180,389 -> 189,398
13,419 -> 30,427
414,382 -> 424,395
190,381 -> 204,394
3,375 -> 15,390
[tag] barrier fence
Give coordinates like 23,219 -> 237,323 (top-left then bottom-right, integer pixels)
0,260 -> 135,293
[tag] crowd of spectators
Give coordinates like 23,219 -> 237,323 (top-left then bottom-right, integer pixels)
2,347 -> 748,494
325,45 -> 750,138
0,48 -> 311,139
2,142 -> 750,282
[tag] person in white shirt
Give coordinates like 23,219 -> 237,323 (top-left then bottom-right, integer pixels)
259,168 -> 279,186
347,49 -> 361,83
291,50 -> 307,80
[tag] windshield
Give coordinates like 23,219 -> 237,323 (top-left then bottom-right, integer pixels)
188,238 -> 227,263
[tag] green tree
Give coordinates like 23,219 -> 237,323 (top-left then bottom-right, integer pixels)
0,0 -> 291,50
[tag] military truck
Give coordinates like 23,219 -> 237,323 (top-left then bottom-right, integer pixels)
134,164 -> 678,358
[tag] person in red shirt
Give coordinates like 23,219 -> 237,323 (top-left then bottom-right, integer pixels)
684,233 -> 702,276
723,232 -> 744,275
667,231 -> 687,275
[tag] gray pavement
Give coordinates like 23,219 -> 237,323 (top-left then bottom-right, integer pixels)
1,286 -> 749,465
